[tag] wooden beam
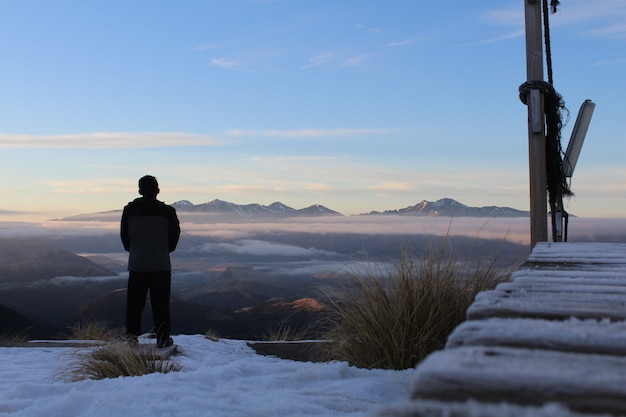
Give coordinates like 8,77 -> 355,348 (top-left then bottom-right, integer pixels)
524,0 -> 548,247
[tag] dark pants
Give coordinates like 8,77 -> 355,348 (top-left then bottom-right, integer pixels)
125,270 -> 171,343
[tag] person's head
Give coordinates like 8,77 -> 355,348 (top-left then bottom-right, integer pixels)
138,175 -> 159,198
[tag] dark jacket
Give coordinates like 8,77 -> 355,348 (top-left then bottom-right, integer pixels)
121,197 -> 181,272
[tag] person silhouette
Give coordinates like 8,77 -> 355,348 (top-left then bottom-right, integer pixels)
121,175 -> 180,348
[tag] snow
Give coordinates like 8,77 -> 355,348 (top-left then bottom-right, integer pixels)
0,335 -> 412,417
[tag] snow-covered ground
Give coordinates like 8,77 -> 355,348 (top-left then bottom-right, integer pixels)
0,335 -> 412,417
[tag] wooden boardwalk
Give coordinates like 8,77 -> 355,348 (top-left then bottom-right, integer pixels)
371,242 -> 626,417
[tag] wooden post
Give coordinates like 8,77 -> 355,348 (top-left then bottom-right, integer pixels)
524,0 -> 548,247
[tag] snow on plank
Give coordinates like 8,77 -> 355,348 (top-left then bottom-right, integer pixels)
467,288 -> 626,321
446,317 -> 626,356
368,399 -> 611,417
495,281 -> 626,295
526,242 -> 626,265
512,268 -> 626,286
409,346 -> 626,415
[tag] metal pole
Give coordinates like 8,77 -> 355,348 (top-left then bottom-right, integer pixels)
524,0 -> 548,247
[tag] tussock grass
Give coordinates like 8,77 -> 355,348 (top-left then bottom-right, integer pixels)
261,323 -> 307,342
0,331 -> 30,346
317,244 -> 509,370
204,328 -> 220,342
68,320 -> 123,341
62,343 -> 182,381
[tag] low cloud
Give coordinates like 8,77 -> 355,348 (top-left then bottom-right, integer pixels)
26,274 -> 127,288
183,216 -> 532,244
195,239 -> 338,257
268,260 -> 394,277
2,216 -> 626,246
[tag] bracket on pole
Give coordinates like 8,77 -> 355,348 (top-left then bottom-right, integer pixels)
529,89 -> 543,133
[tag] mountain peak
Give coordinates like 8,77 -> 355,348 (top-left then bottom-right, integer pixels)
365,198 -> 528,218
171,199 -> 342,218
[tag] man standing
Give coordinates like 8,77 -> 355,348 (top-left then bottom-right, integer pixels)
121,175 -> 180,348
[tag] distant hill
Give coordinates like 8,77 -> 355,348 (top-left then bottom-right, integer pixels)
65,266 -> 335,339
0,304 -> 62,339
56,199 -> 342,221
171,199 -> 342,218
364,198 -> 529,218
0,238 -> 115,283
55,197 -> 529,221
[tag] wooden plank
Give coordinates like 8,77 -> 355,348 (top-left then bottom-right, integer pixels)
518,263 -> 626,273
495,281 -> 626,295
519,263 -> 626,274
467,289 -> 626,321
247,341 -> 332,362
446,318 -> 626,356
526,242 -> 626,264
368,399 -> 611,417
514,276 -> 626,287
512,269 -> 626,286
409,346 -> 626,415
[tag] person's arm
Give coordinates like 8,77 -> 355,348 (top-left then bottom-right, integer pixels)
120,208 -> 131,251
168,208 -> 181,252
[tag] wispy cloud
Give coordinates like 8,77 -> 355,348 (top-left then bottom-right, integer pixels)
267,128 -> 400,138
482,0 -> 626,42
364,181 -> 416,192
0,132 -> 228,149
551,0 -> 626,26
44,178 -> 133,195
483,8 -> 523,28
206,46 -> 288,73
300,52 -> 335,69
385,38 -> 417,48
341,54 -> 370,67
353,24 -> 393,35
583,23 -> 626,38
461,30 -> 525,46
210,58 -> 241,69
194,43 -> 223,51
249,155 -> 336,162
227,127 -> 401,139
594,57 -> 626,66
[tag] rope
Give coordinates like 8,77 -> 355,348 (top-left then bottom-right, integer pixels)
519,81 -> 571,204
543,0 -> 554,85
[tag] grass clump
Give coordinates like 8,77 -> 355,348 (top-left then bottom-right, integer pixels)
204,328 -> 220,342
0,331 -> 30,346
261,323 -> 307,342
318,245 -> 509,370
63,343 -> 182,381
68,320 -> 123,342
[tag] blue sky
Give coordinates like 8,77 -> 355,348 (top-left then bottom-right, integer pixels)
1,0 -> 625,219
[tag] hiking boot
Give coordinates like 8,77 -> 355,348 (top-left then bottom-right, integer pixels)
157,337 -> 174,348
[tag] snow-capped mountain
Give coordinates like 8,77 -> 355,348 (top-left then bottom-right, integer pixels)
171,199 -> 342,218
55,198 -> 529,222
366,198 -> 529,218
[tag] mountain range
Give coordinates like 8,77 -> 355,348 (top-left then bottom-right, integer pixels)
58,198 -> 529,221
171,199 -> 342,217
366,198 -> 530,218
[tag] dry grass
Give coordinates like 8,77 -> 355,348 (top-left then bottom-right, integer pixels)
68,320 -> 123,341
0,331 -> 30,346
261,323 -> 307,342
317,244 -> 509,370
204,328 -> 220,342
62,342 -> 182,381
